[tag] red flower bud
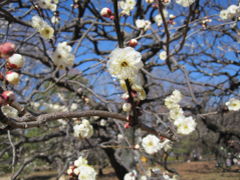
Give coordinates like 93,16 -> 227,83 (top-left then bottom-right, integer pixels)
2,91 -> 15,103
128,39 -> 138,47
0,42 -> 16,58
100,7 -> 112,18
124,122 -> 130,128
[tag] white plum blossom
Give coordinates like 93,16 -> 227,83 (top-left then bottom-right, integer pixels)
31,16 -> 54,39
74,156 -> 88,167
159,51 -> 167,60
219,4 -> 240,20
107,47 -> 143,80
227,5 -> 240,16
174,116 -> 197,135
136,19 -> 151,31
124,170 -> 137,180
169,107 -> 184,120
141,134 -> 162,154
69,156 -> 97,180
175,0 -> 195,7
154,9 -> 168,26
219,10 -> 230,20
225,98 -> 240,111
52,42 -> 75,68
119,0 -> 136,16
38,0 -> 58,11
78,164 -> 97,180
73,119 -> 94,139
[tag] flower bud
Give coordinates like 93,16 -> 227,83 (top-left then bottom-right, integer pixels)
124,122 -> 130,128
7,54 -> 24,69
6,71 -> 20,85
0,42 -> 16,58
2,91 -> 15,102
128,39 -> 138,47
110,15 -> 115,20
100,7 -> 112,18
122,103 -> 132,112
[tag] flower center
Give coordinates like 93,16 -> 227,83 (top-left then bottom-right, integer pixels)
121,61 -> 128,67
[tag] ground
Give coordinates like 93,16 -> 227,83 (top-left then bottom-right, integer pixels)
0,161 -> 239,180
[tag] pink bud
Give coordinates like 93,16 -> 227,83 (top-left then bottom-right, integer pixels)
124,122 -> 130,128
0,42 -> 16,58
110,15 -> 115,20
5,71 -> 20,85
100,7 -> 112,18
2,91 -> 15,102
128,39 -> 138,47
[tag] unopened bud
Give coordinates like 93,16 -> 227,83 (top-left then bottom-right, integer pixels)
7,54 -> 24,69
0,42 -> 16,58
122,103 -> 132,112
2,91 -> 15,102
110,15 -> 115,20
128,39 -> 138,47
6,71 -> 20,85
100,7 -> 112,18
124,122 -> 130,128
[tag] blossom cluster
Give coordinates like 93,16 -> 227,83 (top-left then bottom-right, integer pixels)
73,119 -> 94,139
108,47 -> 146,113
141,134 -> 172,154
119,0 -> 136,16
135,19 -> 151,31
52,42 -> 75,68
38,0 -> 59,11
165,90 -> 197,135
67,156 -> 97,180
225,98 -> 240,111
31,16 -> 54,39
219,4 -> 240,20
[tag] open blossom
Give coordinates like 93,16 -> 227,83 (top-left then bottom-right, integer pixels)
154,9 -> 168,26
69,156 -> 97,180
174,116 -> 197,135
52,42 -> 74,68
38,0 -> 58,11
169,107 -> 184,120
107,47 -> 143,80
141,134 -> 162,154
219,5 -> 240,20
119,0 -> 136,16
124,170 -> 137,180
135,19 -> 151,31
73,119 -> 94,139
74,156 -> 88,167
175,0 -> 195,7
31,16 -> 54,39
225,98 -> 240,111
78,164 -> 97,180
